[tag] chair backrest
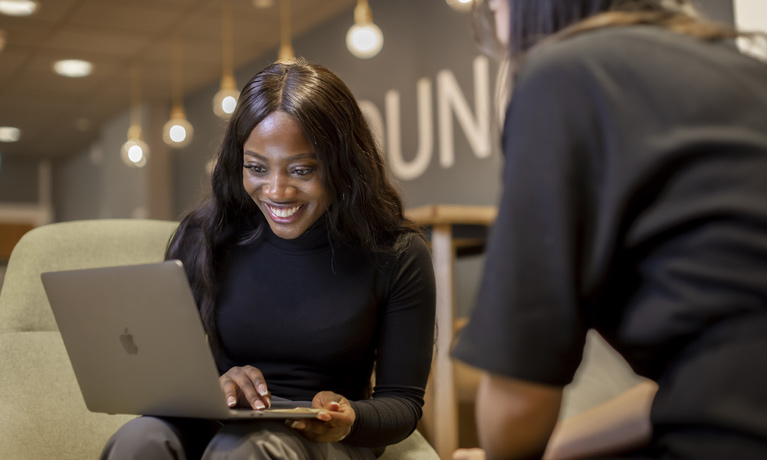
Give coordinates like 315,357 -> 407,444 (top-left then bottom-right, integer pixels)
0,219 -> 178,333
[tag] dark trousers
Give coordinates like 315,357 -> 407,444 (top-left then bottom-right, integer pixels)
100,416 -> 377,460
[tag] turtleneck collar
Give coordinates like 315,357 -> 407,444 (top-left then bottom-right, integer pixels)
261,213 -> 331,254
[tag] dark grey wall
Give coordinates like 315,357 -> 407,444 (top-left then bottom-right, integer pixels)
53,146 -> 101,221
0,154 -> 38,203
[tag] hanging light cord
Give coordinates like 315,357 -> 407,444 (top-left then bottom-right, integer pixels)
172,37 -> 184,109
222,0 -> 234,80
129,65 -> 142,138
279,0 -> 294,60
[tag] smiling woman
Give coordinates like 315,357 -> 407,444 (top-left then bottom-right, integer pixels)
100,59 -> 437,460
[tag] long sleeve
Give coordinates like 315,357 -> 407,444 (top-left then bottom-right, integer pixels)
345,234 -> 436,447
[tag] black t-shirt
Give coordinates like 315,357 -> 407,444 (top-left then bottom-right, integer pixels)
216,218 -> 436,448
453,26 -> 767,386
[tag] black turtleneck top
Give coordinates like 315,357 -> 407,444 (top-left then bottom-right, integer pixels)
215,218 -> 436,449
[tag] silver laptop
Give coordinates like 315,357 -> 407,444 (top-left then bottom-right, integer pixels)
41,260 -> 320,420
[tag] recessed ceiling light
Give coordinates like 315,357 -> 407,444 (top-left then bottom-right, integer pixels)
53,59 -> 93,78
0,0 -> 40,16
252,0 -> 274,7
0,126 -> 21,142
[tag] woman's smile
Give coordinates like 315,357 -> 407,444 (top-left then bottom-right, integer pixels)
266,204 -> 304,221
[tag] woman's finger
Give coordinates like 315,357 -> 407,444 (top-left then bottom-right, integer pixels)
219,366 -> 269,409
218,374 -> 240,407
243,365 -> 270,408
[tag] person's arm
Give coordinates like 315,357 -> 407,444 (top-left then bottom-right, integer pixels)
345,234 -> 437,447
450,45 -> 617,460
476,372 -> 563,460
544,380 -> 657,460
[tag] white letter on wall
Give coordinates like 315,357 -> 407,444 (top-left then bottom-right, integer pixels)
385,77 -> 434,181
359,100 -> 385,151
437,55 -> 491,168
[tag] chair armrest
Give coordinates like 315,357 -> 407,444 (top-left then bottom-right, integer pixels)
0,331 -> 135,460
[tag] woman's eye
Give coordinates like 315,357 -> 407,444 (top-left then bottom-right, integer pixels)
244,164 -> 265,173
293,168 -> 314,177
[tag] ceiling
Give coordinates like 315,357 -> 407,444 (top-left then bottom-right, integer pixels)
0,0 -> 357,160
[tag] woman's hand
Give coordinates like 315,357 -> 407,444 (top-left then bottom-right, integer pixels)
219,365 -> 271,410
288,391 -> 355,443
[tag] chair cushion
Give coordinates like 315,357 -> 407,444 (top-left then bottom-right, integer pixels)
0,219 -> 177,332
380,429 -> 440,460
0,331 -> 135,459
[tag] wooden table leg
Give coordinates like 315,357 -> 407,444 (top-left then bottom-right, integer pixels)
431,223 -> 458,459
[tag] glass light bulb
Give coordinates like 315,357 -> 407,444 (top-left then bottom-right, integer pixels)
128,145 -> 143,163
346,23 -> 383,59
213,88 -> 240,119
163,115 -> 194,148
121,138 -> 150,168
169,125 -> 186,143
222,96 -> 237,114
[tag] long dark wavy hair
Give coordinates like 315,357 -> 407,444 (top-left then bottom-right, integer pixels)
166,59 -> 420,351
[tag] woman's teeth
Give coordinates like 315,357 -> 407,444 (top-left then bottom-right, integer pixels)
269,205 -> 301,218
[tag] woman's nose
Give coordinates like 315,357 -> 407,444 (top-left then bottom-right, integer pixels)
262,172 -> 295,200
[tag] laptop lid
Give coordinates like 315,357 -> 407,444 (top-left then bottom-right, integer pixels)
41,260 -> 319,420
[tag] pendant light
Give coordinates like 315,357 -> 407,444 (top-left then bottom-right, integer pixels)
163,38 -> 193,148
277,0 -> 294,61
213,0 -> 239,120
121,66 -> 149,168
346,0 -> 383,59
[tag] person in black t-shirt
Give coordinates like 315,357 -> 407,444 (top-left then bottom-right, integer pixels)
452,1 -> 767,459
101,60 -> 436,460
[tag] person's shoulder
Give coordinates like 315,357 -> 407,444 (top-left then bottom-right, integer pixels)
523,26 -> 686,78
386,231 -> 431,266
543,26 -> 683,57
397,231 -> 429,253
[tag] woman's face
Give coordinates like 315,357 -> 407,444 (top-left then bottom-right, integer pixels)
488,0 -> 510,46
242,111 -> 330,240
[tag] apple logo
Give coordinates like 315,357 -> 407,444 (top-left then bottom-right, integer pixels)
120,328 -> 139,354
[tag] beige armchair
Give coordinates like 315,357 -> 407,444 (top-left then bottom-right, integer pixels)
0,219 -> 438,460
